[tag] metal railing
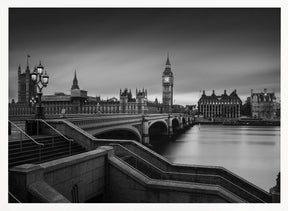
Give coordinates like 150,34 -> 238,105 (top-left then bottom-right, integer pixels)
110,143 -> 267,203
36,119 -> 73,155
110,143 -> 164,179
9,120 -> 44,161
121,140 -> 271,202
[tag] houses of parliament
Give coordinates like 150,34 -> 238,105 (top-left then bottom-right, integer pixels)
9,56 -> 182,117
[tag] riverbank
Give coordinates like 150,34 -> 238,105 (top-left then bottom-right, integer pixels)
196,119 -> 280,126
224,119 -> 280,126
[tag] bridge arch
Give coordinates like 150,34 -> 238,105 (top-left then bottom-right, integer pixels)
91,125 -> 141,142
172,118 -> 180,130
148,120 -> 168,136
148,119 -> 168,130
182,117 -> 187,125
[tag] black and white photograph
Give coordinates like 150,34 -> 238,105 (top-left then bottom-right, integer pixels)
2,0 -> 287,209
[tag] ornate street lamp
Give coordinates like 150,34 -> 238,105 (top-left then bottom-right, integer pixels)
29,97 -> 37,114
31,62 -> 49,119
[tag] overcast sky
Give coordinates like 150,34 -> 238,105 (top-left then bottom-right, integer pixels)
9,8 -> 280,105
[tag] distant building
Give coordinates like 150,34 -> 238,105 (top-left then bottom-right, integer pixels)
198,90 -> 242,119
119,88 -> 148,114
172,104 -> 185,113
241,97 -> 252,117
274,99 -> 281,118
147,98 -> 164,113
250,89 -> 277,119
10,55 -> 183,117
17,64 -> 37,104
10,69 -> 164,116
185,105 -> 197,115
162,55 -> 174,113
42,71 -> 92,114
10,68 -> 120,116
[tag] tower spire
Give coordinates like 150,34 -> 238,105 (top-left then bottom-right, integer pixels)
26,54 -> 31,68
165,52 -> 171,66
71,69 -> 80,90
18,64 -> 21,74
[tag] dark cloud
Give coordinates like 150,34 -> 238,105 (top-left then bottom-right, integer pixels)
9,8 -> 280,104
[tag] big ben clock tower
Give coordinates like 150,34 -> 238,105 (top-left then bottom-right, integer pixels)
162,54 -> 174,113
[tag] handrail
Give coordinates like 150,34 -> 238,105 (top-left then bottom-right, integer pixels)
110,140 -> 270,202
110,143 -> 265,202
110,143 -> 165,174
109,156 -> 244,203
9,120 -> 44,146
48,118 -> 271,202
36,119 -> 73,142
112,153 -> 152,181
9,191 -> 21,203
119,141 -> 271,193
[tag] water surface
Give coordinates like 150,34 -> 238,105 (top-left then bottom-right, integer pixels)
151,125 -> 280,191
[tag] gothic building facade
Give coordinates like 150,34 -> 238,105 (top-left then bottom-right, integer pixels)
10,55 -> 178,117
250,89 -> 277,119
17,64 -> 37,104
119,88 -> 148,114
198,90 -> 242,119
162,55 -> 174,113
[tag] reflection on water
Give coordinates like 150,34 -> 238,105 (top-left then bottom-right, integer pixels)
150,125 -> 280,191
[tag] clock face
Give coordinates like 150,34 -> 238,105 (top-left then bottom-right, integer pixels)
164,77 -> 170,83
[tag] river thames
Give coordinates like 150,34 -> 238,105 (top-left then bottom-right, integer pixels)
151,125 -> 280,191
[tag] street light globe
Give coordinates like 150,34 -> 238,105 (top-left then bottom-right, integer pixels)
37,62 -> 44,75
41,72 -> 49,86
31,68 -> 37,82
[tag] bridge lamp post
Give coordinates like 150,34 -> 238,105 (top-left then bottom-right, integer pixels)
29,97 -> 37,114
31,62 -> 49,119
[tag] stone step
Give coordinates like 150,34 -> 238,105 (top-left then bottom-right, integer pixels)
9,136 -> 87,168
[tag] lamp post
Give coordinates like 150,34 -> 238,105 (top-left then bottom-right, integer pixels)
31,62 -> 49,119
29,97 -> 37,114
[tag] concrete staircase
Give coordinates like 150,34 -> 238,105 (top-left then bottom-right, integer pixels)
119,154 -> 163,180
9,136 -> 86,168
112,144 -> 271,203
34,119 -> 274,203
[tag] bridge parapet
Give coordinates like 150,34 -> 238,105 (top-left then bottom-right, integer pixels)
68,114 -> 171,127
64,114 -> 187,144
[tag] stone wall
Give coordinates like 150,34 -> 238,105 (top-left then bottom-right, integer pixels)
9,147 -> 111,203
108,157 -> 234,203
42,149 -> 108,202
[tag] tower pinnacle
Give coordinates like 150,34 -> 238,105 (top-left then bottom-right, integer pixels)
71,70 -> 80,90
26,54 -> 31,68
165,52 -> 171,66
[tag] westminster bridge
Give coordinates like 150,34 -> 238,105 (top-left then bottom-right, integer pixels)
11,113 -> 194,145
64,113 -> 193,144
